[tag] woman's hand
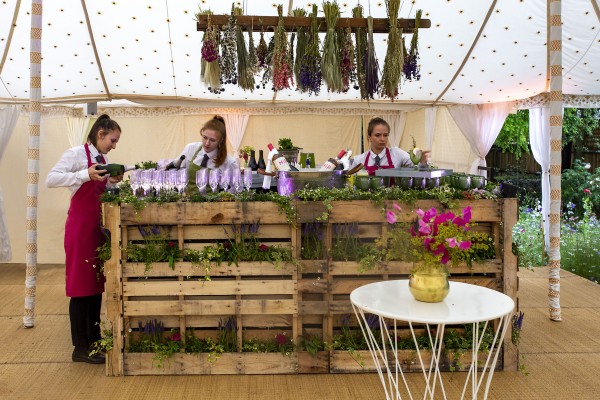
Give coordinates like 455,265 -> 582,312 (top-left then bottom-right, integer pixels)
88,164 -> 108,181
108,174 -> 124,184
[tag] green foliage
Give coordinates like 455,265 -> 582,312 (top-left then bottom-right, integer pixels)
495,110 -> 530,159
298,335 -> 326,356
125,226 -> 182,272
128,320 -> 183,369
562,159 -> 600,217
135,160 -> 158,170
277,137 -> 295,150
242,333 -> 295,357
563,108 -> 600,150
443,324 -> 495,372
90,321 -> 113,357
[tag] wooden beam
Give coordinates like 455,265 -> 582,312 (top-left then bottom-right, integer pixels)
196,15 -> 431,34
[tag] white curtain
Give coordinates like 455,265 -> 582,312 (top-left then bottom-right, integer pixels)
0,105 -> 20,262
424,107 -> 437,151
382,112 -> 407,147
224,114 -> 249,155
448,102 -> 513,176
530,106 -> 552,250
66,116 -> 92,147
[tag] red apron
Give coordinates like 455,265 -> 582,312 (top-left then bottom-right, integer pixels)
63,144 -> 106,297
364,148 -> 395,176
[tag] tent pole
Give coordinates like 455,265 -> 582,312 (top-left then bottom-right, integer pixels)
548,0 -> 562,322
23,0 -> 42,328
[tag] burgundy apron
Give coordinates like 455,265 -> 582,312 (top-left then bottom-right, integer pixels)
364,148 -> 395,176
63,144 -> 106,297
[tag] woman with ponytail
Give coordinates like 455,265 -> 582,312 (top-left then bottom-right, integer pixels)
46,114 -> 123,364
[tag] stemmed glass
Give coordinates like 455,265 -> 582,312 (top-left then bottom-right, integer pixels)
243,167 -> 253,192
220,166 -> 232,193
165,170 -> 178,193
196,168 -> 208,194
140,169 -> 153,196
209,169 -> 220,193
176,168 -> 188,194
152,169 -> 165,194
231,167 -> 243,194
130,169 -> 141,196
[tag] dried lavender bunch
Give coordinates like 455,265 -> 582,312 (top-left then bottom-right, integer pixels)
256,30 -> 269,69
403,9 -> 422,81
219,8 -> 238,86
248,25 -> 258,74
339,27 -> 356,93
234,7 -> 254,91
365,16 -> 380,99
292,8 -> 308,91
322,1 -> 343,93
380,0 -> 403,100
272,4 -> 294,91
201,14 -> 221,94
259,35 -> 275,89
299,4 -> 322,95
353,5 -> 367,97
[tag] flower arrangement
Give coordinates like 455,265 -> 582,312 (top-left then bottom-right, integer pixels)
386,204 -> 495,272
126,225 -> 182,272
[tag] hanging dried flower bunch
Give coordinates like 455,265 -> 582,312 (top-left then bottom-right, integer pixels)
299,4 -> 322,95
219,6 -> 238,86
259,35 -> 275,89
200,13 -> 221,94
292,8 -> 308,91
365,16 -> 380,99
322,1 -> 343,93
352,5 -> 367,97
403,9 -> 422,81
256,29 -> 269,69
248,25 -> 258,75
380,0 -> 403,100
272,4 -> 294,91
234,7 -> 254,91
339,27 -> 356,93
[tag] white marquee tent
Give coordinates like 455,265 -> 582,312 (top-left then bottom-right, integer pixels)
1,0 -> 599,325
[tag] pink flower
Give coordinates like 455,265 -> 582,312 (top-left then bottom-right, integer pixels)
393,203 -> 402,212
458,241 -> 472,250
275,333 -> 287,345
259,244 -> 269,251
386,210 -> 398,224
446,237 -> 458,248
171,333 -> 181,341
168,241 -> 176,248
584,188 -> 591,195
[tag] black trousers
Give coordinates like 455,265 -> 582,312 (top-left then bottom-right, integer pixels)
69,294 -> 102,352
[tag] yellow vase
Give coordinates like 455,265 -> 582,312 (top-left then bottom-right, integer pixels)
409,267 -> 450,303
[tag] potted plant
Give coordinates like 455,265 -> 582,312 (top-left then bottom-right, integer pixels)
277,137 -> 302,165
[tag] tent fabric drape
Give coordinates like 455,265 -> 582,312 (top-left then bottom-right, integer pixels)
447,101 -> 513,176
529,106 -> 551,251
424,107 -> 437,151
66,116 -> 92,147
0,105 -> 20,262
223,114 -> 249,155
381,113 -> 407,148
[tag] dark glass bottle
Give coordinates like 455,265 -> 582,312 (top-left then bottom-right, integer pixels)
257,150 -> 267,170
248,150 -> 258,171
305,155 -> 311,168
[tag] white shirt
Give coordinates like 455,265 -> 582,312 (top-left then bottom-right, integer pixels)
351,147 -> 419,169
46,143 -> 115,195
177,142 -> 239,172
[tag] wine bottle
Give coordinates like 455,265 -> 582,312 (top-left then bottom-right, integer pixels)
305,155 -> 311,168
164,155 -> 185,170
257,150 -> 267,170
248,150 -> 258,171
336,150 -> 352,171
95,163 -> 137,177
267,143 -> 295,171
319,149 -> 347,171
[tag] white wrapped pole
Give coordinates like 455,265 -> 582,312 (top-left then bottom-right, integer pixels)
24,0 -> 43,328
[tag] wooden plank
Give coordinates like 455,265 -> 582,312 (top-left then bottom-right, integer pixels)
123,280 -> 297,296
183,224 -> 291,240
298,351 -> 329,373
124,299 -> 297,315
501,198 -> 519,371
123,262 -> 297,278
196,16 -> 431,34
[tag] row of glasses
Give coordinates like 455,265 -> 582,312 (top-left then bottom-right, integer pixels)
130,168 -> 187,196
195,166 -> 254,194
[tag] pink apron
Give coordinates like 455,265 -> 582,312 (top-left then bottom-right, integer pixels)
63,144 -> 106,297
364,148 -> 395,176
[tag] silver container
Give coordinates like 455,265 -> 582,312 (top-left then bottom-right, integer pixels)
277,169 -> 347,196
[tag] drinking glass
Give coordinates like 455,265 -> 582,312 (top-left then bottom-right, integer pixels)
196,168 -> 208,194
209,169 -> 220,193
165,169 -> 178,192
243,167 -> 253,191
129,169 -> 141,196
220,166 -> 232,193
176,168 -> 188,194
231,167 -> 243,194
152,169 -> 165,194
140,169 -> 153,196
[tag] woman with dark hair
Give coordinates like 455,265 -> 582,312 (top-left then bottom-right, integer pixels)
351,116 -> 430,175
46,114 -> 123,364
176,115 -> 239,193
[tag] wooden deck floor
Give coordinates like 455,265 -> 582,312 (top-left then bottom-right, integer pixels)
1,264 -> 598,399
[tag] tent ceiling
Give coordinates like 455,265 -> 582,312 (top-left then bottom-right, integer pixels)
0,0 -> 599,106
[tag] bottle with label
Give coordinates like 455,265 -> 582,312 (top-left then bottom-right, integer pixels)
257,150 -> 267,170
95,164 -> 137,177
319,149 -> 347,171
336,150 -> 352,170
305,155 -> 311,168
267,143 -> 299,172
164,155 -> 185,170
247,150 -> 258,171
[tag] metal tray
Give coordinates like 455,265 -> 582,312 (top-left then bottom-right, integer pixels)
374,167 -> 453,178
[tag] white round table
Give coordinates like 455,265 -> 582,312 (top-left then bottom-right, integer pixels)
350,280 -> 515,400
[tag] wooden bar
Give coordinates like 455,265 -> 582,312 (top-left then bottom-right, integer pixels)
103,199 -> 518,376
196,16 -> 432,34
